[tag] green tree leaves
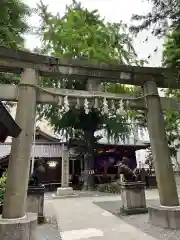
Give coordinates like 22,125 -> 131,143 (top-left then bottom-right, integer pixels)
37,0 -> 136,64
163,28 -> 180,150
0,0 -> 31,49
131,0 -> 180,37
163,30 -> 180,68
0,1 -> 32,107
36,0 -> 138,143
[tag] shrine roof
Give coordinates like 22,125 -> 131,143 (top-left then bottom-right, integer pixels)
0,140 -> 149,161
0,142 -> 63,160
35,126 -> 60,142
0,126 -> 149,161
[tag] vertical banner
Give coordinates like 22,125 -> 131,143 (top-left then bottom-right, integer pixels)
61,144 -> 69,188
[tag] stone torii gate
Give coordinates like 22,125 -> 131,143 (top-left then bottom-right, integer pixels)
0,46 -> 180,238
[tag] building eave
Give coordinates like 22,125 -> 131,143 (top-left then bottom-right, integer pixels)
0,101 -> 21,142
36,127 -> 60,142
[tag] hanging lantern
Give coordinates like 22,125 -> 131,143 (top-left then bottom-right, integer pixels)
47,160 -> 58,168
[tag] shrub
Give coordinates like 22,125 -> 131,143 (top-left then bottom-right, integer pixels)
97,184 -> 108,192
0,171 -> 7,204
97,182 -> 121,194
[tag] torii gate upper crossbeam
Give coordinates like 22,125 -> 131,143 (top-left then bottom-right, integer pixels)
0,46 -> 179,88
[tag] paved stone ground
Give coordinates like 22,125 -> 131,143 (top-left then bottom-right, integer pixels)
36,200 -> 61,240
94,199 -> 180,240
49,189 -> 159,240
35,175 -> 180,239
36,221 -> 61,240
38,187 -> 180,240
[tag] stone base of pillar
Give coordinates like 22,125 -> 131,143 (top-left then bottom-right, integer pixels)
52,187 -> 77,199
0,212 -> 37,240
149,205 -> 180,229
27,185 -> 45,224
120,181 -> 148,215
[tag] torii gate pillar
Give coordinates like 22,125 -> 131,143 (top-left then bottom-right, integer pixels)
0,69 -> 37,240
143,80 -> 180,229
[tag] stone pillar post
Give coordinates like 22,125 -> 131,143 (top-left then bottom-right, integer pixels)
2,69 -> 38,219
55,144 -> 75,198
61,145 -> 69,188
143,80 -> 179,206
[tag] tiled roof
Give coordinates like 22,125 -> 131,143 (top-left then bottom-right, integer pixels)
0,142 -> 63,160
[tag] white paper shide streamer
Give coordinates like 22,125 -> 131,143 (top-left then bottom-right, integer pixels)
84,98 -> 89,114
116,99 -> 124,115
111,100 -> 115,111
102,97 -> 108,114
56,94 -> 128,115
64,96 -> 70,112
94,98 -> 99,109
75,98 -> 80,109
58,96 -> 64,113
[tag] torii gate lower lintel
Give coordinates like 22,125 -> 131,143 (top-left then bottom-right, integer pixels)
0,46 -> 179,235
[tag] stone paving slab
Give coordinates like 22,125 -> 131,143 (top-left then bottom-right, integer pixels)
36,200 -> 61,240
36,222 -> 61,240
94,199 -> 180,240
47,188 -> 159,200
51,195 -> 158,240
40,189 -> 180,240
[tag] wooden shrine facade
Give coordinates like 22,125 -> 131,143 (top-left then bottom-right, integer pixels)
0,127 -> 149,186
0,127 -> 62,183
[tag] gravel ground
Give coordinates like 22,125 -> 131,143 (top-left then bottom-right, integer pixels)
94,199 -> 180,240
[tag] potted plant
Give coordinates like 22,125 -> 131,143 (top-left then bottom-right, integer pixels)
0,171 -> 7,214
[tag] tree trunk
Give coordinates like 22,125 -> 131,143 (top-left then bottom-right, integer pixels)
83,130 -> 95,190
